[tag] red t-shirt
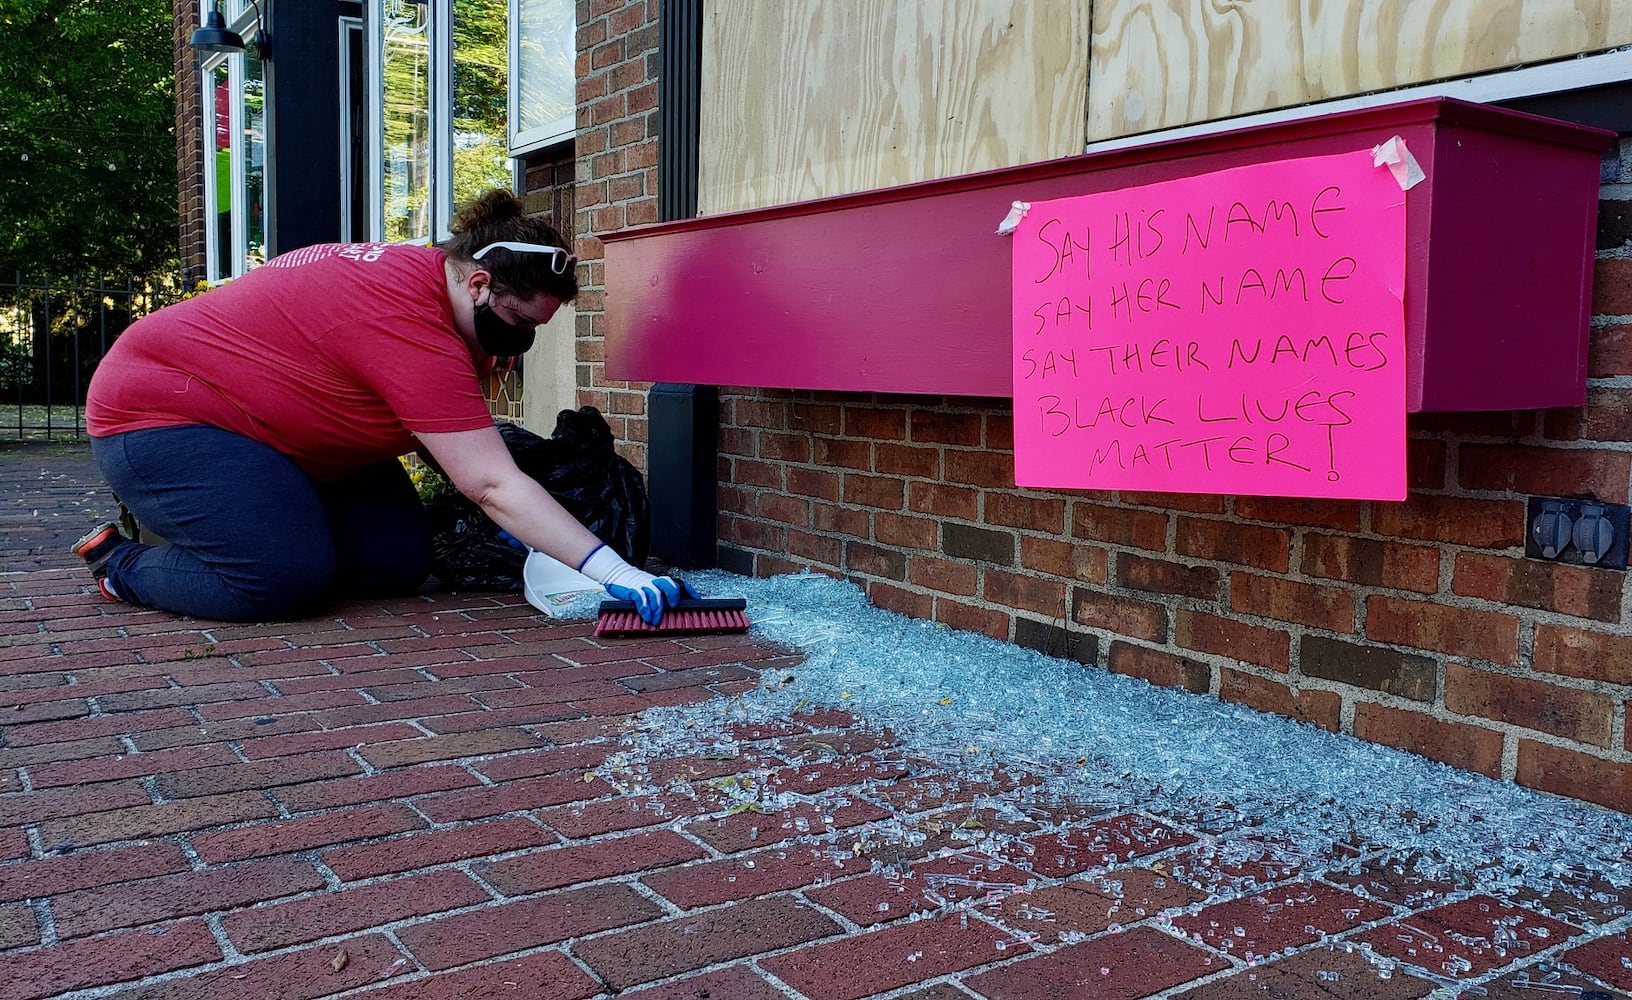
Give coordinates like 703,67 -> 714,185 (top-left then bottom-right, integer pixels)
87,242 -> 495,480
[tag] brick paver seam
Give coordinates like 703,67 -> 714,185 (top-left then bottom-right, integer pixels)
566,780 -> 1215,991
46,874 -> 828,1000
1182,903 -> 1632,999
1137,886 -> 1632,999
46,923 -> 416,1000
746,791 -> 1613,998
25,895 -> 56,953
0,796 -> 1566,991
529,879 -> 1013,1000
186,726 -> 753,856
16,742 -> 631,866
859,978 -> 982,1000
41,842 -> 679,998
752,889 -> 1202,1000
30,750 -> 1128,995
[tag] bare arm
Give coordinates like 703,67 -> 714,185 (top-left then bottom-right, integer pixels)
415,425 -> 603,570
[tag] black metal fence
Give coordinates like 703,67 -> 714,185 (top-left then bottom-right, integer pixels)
2,275 -> 183,441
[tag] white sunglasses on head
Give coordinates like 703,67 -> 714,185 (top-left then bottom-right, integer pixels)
471,241 -> 577,275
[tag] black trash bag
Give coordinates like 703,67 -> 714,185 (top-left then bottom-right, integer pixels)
425,500 -> 527,590
425,407 -> 651,590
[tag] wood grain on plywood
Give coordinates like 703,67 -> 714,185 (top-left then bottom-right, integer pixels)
1089,0 -> 1632,138
699,0 -> 1091,214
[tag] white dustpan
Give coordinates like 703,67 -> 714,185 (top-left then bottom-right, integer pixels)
521,549 -> 606,618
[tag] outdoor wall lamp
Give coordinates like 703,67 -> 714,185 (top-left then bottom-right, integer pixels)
189,0 -> 271,59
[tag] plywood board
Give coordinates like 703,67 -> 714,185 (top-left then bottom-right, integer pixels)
699,0 -> 1091,215
1090,0 -> 1632,139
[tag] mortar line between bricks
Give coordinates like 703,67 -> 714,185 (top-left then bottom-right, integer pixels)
551,941 -> 614,998
175,833 -> 207,871
619,871 -> 686,918
774,894 -> 1076,1000
53,926 -> 421,1000
863,972 -> 985,1000
1235,927 -> 1583,1000
294,849 -> 344,891
56,853 -> 556,966
1141,883 -> 1601,1000
344,746 -> 379,776
201,911 -> 246,964
1410,908 -> 1632,999
1141,953 -> 1270,1000
370,927 -> 423,982
740,964 -> 810,999
1130,918 -> 1256,994
665,813 -> 729,861
28,895 -> 58,948
695,876 -> 1066,992
455,760 -> 498,787
455,857 -> 509,900
622,956 -> 809,1000
560,894 -> 865,999
909,979 -> 983,999
1145,847 -> 1399,913
286,816 -> 574,885
261,786 -> 295,819
315,944 -> 562,1000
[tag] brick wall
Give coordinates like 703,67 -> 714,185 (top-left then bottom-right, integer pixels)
521,155 -> 577,238
574,3 -> 1632,811
173,0 -> 206,283
571,0 -> 659,467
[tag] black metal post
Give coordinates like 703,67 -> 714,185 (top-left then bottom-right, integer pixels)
648,0 -> 717,569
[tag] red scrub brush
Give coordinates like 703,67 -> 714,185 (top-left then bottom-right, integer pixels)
593,597 -> 750,638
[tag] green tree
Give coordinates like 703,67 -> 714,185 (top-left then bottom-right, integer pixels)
452,0 -> 511,207
0,0 -> 178,283
380,0 -> 511,242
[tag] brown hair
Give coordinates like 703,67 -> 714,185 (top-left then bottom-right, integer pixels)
441,189 -> 579,303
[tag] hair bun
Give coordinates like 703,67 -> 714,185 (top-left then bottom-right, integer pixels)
450,189 -> 525,235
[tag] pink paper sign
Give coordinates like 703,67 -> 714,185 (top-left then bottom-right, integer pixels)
1011,149 -> 1407,500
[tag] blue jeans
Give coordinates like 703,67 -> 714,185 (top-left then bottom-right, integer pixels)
90,426 -> 432,621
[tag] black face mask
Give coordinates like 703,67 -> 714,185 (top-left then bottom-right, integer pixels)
473,298 -> 537,357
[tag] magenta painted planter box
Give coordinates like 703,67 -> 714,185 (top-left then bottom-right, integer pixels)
603,98 -> 1614,411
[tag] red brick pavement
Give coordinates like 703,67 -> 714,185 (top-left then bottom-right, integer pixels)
1,442 -> 1629,999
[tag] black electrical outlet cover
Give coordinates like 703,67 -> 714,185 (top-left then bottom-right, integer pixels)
1523,496 -> 1632,570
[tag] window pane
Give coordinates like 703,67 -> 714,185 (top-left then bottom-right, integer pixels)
243,47 -> 266,269
515,0 -> 573,138
453,0 -> 511,207
383,0 -> 433,243
209,62 -> 232,282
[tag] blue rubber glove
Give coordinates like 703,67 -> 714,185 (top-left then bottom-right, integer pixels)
496,529 -> 526,551
606,576 -> 701,626
579,545 -> 700,626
